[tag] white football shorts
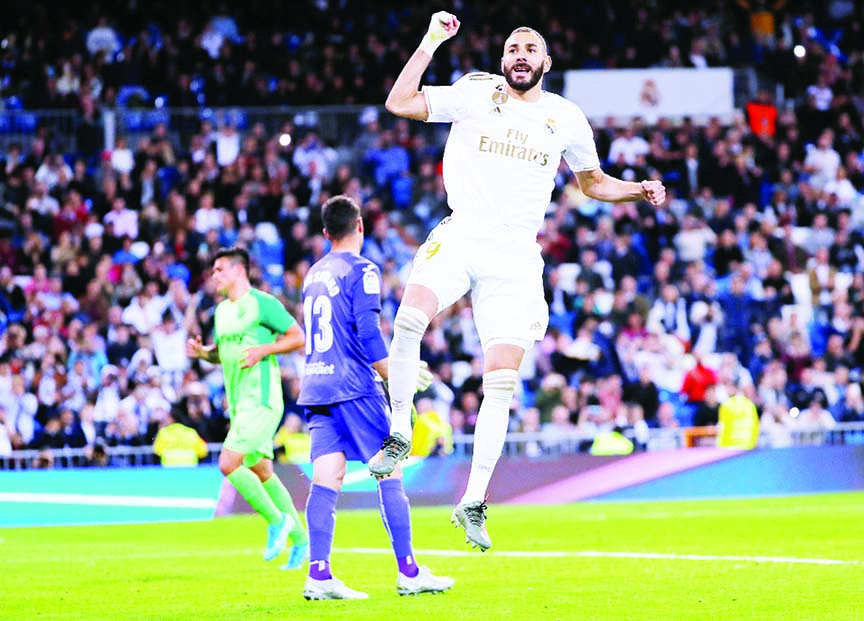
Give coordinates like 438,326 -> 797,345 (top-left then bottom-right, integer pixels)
406,218 -> 549,351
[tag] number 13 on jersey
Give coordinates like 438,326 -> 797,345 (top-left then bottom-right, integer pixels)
303,295 -> 333,355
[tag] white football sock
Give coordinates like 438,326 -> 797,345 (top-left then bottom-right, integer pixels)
460,369 -> 518,505
388,305 -> 430,440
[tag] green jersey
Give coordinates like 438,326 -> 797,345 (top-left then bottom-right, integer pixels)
214,288 -> 297,415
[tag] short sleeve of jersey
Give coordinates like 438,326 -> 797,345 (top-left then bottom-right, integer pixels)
252,289 -> 296,334
423,72 -> 493,123
351,262 -> 383,316
561,101 -> 601,173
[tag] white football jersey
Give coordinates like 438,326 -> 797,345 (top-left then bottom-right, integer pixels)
423,72 -> 600,245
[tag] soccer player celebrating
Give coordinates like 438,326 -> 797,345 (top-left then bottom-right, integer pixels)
371,13 -> 666,551
299,195 -> 454,600
186,247 -> 309,568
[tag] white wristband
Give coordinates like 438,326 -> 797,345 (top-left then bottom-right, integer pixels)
419,11 -> 453,57
419,33 -> 440,57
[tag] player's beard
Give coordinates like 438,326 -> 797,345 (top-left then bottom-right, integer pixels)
504,62 -> 544,92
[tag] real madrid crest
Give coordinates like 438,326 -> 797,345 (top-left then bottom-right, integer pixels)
492,90 -> 508,105
544,119 -> 556,135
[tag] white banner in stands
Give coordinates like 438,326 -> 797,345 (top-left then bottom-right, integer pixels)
562,68 -> 735,122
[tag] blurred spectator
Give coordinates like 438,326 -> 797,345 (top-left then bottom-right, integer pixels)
675,213 -> 717,263
92,365 -> 122,434
546,404 -> 579,452
623,365 -> 661,423
694,384 -> 722,427
808,246 -> 837,311
0,405 -> 13,456
58,406 -> 87,448
152,409 -> 209,467
105,406 -> 144,447
62,357 -> 94,413
655,401 -> 680,430
516,407 -> 543,457
609,228 -> 643,283
78,403 -> 99,448
215,123 -> 241,168
781,331 -> 814,385
103,197 -> 138,240
150,311 -> 189,391
608,124 -> 650,167
745,90 -> 779,138
717,274 -> 759,363
681,353 -> 719,407
32,415 -> 65,450
716,383 -> 760,449
35,153 -> 73,192
180,381 -> 223,442
273,412 -> 311,464
838,383 -> 864,423
293,131 -> 337,182
86,16 -> 122,62
122,281 -> 168,336
796,391 -> 837,432
589,423 -> 635,455
0,374 -> 39,448
646,284 -> 691,346
803,129 -> 841,191
193,191 -> 224,235
0,267 -> 27,323
410,398 -> 454,458
67,325 -> 109,386
712,228 -> 745,277
110,137 -> 135,176
363,129 -> 410,193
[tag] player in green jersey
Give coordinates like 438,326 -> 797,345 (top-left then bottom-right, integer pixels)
186,246 -> 309,568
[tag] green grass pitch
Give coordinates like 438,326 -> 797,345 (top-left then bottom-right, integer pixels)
3,493 -> 864,620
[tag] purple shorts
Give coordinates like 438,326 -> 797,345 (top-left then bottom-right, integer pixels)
306,394 -> 390,463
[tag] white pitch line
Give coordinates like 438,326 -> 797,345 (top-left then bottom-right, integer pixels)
573,504 -> 864,522
568,550 -> 861,566
1,546 -> 859,567
0,492 -> 216,510
336,547 -> 863,566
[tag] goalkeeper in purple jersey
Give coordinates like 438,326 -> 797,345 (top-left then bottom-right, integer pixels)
297,195 -> 454,600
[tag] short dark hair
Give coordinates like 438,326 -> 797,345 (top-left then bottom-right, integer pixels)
322,195 -> 361,241
506,27 -> 548,56
212,246 -> 250,274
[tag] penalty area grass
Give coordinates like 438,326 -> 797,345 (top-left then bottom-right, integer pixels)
2,492 -> 863,621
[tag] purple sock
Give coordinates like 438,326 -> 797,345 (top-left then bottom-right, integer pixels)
378,478 -> 418,578
309,559 -> 331,581
307,483 -> 338,580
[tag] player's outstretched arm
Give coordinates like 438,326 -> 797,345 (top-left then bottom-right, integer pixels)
575,168 -> 666,206
240,323 -> 305,369
186,334 -> 220,364
385,11 -> 460,121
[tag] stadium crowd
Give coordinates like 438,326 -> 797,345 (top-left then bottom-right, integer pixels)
2,1 -> 864,463
3,1 -> 863,110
